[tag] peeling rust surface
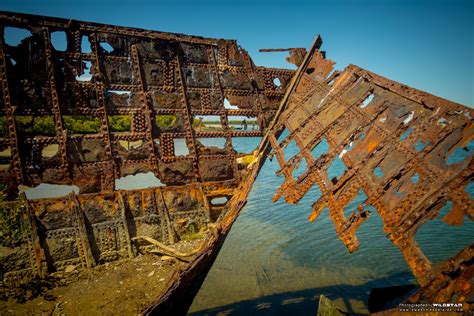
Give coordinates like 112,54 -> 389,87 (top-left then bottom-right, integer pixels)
263,36 -> 473,306
0,11 -> 473,314
0,11 -> 293,194
0,11 -> 293,307
259,47 -> 307,67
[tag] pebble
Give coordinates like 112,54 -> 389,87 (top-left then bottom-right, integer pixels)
64,265 -> 76,273
147,270 -> 155,277
159,278 -> 165,282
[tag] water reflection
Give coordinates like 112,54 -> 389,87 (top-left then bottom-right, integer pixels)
189,141 -> 474,315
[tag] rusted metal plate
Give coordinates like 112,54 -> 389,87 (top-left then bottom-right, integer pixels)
263,36 -> 473,306
0,12 -> 294,309
1,11 -> 472,314
0,11 -> 293,195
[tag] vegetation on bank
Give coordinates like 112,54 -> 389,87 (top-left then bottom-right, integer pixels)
0,115 -> 182,135
0,184 -> 30,248
0,115 -> 258,136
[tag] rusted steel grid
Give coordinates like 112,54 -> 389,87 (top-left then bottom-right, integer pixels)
0,11 -> 293,195
0,11 -> 295,297
264,36 -> 473,304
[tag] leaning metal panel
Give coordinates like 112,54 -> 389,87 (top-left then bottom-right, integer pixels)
264,37 -> 473,304
0,12 -> 295,289
0,11 -> 293,194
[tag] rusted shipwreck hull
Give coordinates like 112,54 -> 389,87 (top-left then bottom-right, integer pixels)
260,37 -> 473,310
0,11 -> 293,314
0,11 -> 473,315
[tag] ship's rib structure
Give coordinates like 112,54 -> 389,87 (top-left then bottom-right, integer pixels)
0,12 -> 472,314
262,36 -> 473,306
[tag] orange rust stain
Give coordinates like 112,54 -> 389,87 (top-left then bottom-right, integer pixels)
332,71 -> 351,89
367,140 -> 378,153
308,212 -> 318,222
308,203 -> 325,222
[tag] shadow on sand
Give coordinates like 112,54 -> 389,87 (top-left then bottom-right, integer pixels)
189,271 -> 416,316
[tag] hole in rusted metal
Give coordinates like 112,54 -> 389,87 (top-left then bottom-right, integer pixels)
311,138 -> 329,160
446,140 -> 474,165
107,90 -> 131,95
99,42 -> 113,53
115,171 -> 164,190
283,139 -> 299,160
197,138 -> 226,149
0,147 -> 11,171
343,189 -> 367,218
273,77 -> 281,87
19,183 -> 80,199
119,140 -> 143,151
210,196 -> 229,206
402,111 -> 415,125
4,26 -> 32,46
155,115 -> 178,130
7,56 -> 16,66
108,115 -> 131,132
16,116 -> 55,136
437,117 -> 449,126
277,128 -> 289,142
414,140 -> 429,152
51,31 -> 67,51
174,138 -> 190,156
292,157 -> 307,178
81,35 -> 92,53
41,144 -> 59,158
360,93 -> 374,109
415,200 -> 473,265
64,115 -> 100,134
399,127 -> 414,141
193,116 -> 223,131
327,155 -> 346,184
373,166 -> 384,177
466,180 -> 474,199
232,137 -> 261,154
228,116 -> 259,131
76,61 -> 92,81
223,98 -> 239,110
411,173 -> 419,184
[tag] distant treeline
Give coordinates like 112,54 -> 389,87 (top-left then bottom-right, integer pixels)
0,116 -> 257,136
0,115 -> 182,135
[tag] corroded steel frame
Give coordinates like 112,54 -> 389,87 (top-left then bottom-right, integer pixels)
262,36 -> 473,305
0,11 -> 293,194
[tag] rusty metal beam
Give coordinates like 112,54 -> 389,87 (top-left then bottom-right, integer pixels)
0,11 -> 294,195
262,36 -> 473,306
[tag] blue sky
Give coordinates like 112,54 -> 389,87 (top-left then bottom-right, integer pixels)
1,0 -> 473,106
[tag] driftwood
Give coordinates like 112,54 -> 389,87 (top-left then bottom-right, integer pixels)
132,236 -> 204,262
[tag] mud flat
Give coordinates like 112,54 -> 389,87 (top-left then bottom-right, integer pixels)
1,239 -> 202,315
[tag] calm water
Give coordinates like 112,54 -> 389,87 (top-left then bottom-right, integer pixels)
188,137 -> 474,315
